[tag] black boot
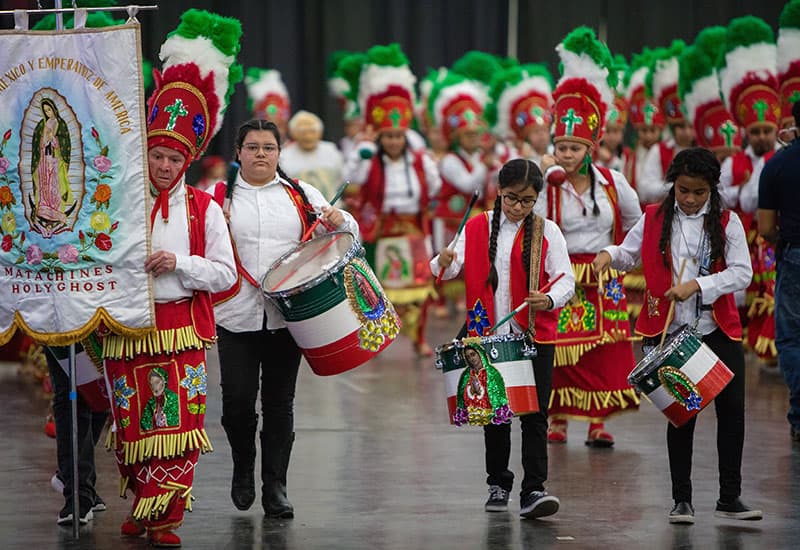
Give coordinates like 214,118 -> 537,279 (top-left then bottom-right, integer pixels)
261,430 -> 294,518
223,419 -> 256,511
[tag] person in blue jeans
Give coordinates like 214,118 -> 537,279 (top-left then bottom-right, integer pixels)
758,100 -> 800,443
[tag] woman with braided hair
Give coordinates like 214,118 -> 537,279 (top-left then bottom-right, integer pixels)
594,147 -> 760,524
431,158 -> 574,519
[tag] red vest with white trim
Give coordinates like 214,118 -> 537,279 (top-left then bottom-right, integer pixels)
636,203 -> 742,340
463,212 -> 557,343
184,187 -> 216,342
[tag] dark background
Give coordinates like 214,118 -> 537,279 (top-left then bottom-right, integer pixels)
0,0 -> 789,162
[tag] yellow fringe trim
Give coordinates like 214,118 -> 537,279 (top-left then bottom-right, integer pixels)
572,262 -> 623,286
102,326 -> 206,360
120,475 -> 130,498
627,303 -> 643,319
0,307 -> 154,347
106,428 -> 213,465
396,304 -> 421,341
131,481 -> 193,521
548,387 -> 641,414
747,296 -> 775,318
554,328 -> 633,367
754,335 -> 777,358
384,285 -> 437,306
622,272 -> 647,290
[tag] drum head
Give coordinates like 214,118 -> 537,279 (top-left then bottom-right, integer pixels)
263,231 -> 355,294
629,325 -> 694,384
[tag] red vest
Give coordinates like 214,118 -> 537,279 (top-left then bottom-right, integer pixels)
463,212 -> 557,343
183,187 -> 216,342
358,151 -> 430,243
435,152 -> 476,220
210,181 -> 312,304
547,164 -> 624,245
636,203 -> 742,339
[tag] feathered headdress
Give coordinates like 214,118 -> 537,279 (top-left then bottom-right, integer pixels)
357,43 -> 417,132
245,68 -> 290,126
778,0 -> 800,128
626,48 -> 663,128
647,40 -> 687,125
552,26 -> 616,146
327,50 -> 367,121
428,71 -> 489,144
486,64 -> 553,140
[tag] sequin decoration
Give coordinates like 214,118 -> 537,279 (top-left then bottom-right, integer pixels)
604,278 -> 625,305
658,365 -> 702,411
113,375 -> 135,410
467,300 -> 491,336
180,363 -> 208,400
452,343 -> 514,427
646,290 -> 661,318
345,258 -> 387,323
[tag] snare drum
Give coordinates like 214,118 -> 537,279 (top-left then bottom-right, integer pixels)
436,334 -> 538,426
263,231 -> 401,376
628,325 -> 734,427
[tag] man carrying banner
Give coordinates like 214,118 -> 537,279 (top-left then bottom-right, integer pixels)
101,10 -> 239,547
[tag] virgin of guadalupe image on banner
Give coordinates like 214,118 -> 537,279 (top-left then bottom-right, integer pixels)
0,19 -> 153,345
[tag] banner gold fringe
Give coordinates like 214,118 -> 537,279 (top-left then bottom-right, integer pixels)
384,285 -> 437,306
131,481 -> 193,521
0,307 -> 154,347
548,386 -> 641,414
107,428 -> 213,465
102,325 -> 206,360
553,328 -> 632,367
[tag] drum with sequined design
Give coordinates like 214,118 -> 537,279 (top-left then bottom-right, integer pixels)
435,333 -> 538,426
262,231 -> 400,376
628,325 -> 734,427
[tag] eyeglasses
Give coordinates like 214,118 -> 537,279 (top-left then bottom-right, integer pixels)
241,143 -> 279,154
501,194 -> 537,208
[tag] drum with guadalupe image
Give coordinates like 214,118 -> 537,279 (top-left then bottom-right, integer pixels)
435,333 -> 538,426
262,231 -> 401,376
628,325 -> 734,427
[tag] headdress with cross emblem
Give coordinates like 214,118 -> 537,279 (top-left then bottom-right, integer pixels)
246,68 -> 291,127
552,26 -> 616,147
429,71 -> 489,144
147,9 -> 243,163
357,43 -> 417,134
678,27 -> 742,153
648,40 -> 687,126
778,0 -> 800,129
486,63 -> 554,141
718,16 -> 780,131
626,49 -> 665,130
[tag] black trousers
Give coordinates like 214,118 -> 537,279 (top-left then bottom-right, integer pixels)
216,326 -> 302,457
46,348 -> 107,505
484,343 -> 554,498
666,329 -> 745,504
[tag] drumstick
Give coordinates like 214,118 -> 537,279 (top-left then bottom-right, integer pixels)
435,190 -> 481,285
488,272 -> 565,333
269,233 -> 347,291
299,182 -> 351,242
658,258 -> 688,351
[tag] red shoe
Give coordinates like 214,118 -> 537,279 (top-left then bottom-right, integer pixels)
148,529 -> 181,547
547,419 -> 567,443
120,517 -> 146,537
44,416 -> 56,439
585,423 -> 614,448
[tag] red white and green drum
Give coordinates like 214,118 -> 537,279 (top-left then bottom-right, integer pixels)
628,325 -> 734,427
262,231 -> 400,376
435,334 -> 538,426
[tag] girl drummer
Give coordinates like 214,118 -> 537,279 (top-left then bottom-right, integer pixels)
431,158 -> 574,519
593,147 -> 761,524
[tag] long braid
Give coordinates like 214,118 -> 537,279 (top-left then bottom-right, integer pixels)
521,211 -> 534,280
588,164 -> 601,216
486,198 -> 503,291
705,186 -> 726,264
277,165 -> 317,226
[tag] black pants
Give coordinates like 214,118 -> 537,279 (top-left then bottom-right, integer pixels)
46,348 -> 107,505
666,329 -> 745,504
217,326 -> 302,459
484,343 -> 554,498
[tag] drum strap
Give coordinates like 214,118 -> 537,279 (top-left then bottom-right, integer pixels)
527,214 -> 546,337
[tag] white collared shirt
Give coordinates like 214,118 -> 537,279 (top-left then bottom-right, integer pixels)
720,143 -> 781,214
149,182 -> 237,302
213,174 -> 359,332
439,148 -> 488,194
534,164 -> 642,253
430,212 -> 575,334
637,138 -> 687,205
343,142 -> 441,213
604,201 -> 752,335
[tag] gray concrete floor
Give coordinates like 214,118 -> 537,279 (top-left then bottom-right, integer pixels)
1,313 -> 799,549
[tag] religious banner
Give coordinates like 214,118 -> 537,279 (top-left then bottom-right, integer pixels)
0,22 -> 153,345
